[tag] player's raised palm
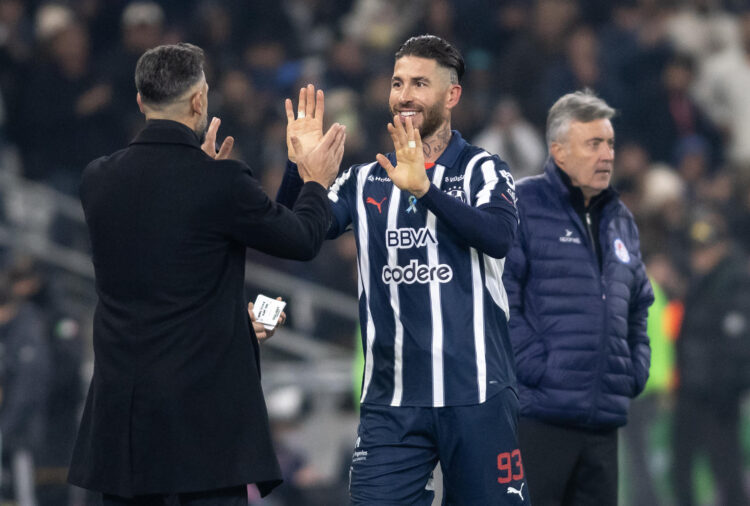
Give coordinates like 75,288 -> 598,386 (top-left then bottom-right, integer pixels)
285,84 -> 324,163
376,115 -> 431,198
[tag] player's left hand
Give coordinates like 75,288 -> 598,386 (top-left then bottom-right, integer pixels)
202,116 -> 235,159
376,115 -> 431,198
248,297 -> 286,342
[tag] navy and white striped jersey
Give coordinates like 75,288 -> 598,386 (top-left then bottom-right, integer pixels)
328,131 -> 519,407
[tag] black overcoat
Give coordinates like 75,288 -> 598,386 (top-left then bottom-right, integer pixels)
68,120 -> 332,497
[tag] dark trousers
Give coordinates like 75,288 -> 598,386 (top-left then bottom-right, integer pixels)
673,392 -> 748,506
518,417 -> 618,506
102,485 -> 247,506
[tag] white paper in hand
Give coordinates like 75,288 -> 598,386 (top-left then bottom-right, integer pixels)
252,295 -> 286,330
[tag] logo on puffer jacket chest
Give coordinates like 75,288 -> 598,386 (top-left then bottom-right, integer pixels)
559,229 -> 581,244
614,238 -> 630,263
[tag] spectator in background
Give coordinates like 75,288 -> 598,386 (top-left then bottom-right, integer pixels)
105,1 -> 165,141
19,5 -> 122,191
637,165 -> 691,272
7,257 -> 84,506
673,211 -> 750,506
635,53 -> 722,165
282,0 -> 354,57
0,84 -> 6,162
473,97 -> 546,180
341,0 -> 424,52
666,0 -> 739,66
190,0 -> 239,73
452,0 -> 530,56
622,253 -> 681,506
450,49 -> 498,141
606,1 -> 674,143
325,37 -> 368,91
413,0 -> 456,49
611,141 -> 651,213
503,90 -> 653,506
0,270 -> 51,506
673,134 -> 713,202
729,173 -> 750,255
243,39 -> 296,94
539,25 -> 625,117
694,7 -> 750,167
0,0 -> 33,137
500,0 -> 580,124
213,69 -> 266,164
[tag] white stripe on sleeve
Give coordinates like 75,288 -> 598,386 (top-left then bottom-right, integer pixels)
328,166 -> 354,203
484,256 -> 509,321
474,158 -> 499,207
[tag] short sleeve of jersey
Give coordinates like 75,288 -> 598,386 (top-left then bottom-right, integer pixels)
327,165 -> 357,238
469,155 -> 518,221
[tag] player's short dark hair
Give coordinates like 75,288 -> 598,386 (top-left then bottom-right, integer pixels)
395,35 -> 465,84
135,43 -> 205,106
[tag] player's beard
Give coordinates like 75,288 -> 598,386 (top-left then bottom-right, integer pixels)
391,98 -> 447,140
418,99 -> 447,139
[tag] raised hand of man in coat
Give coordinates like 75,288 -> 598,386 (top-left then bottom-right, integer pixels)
286,84 -> 325,163
285,83 -> 346,189
201,116 -> 235,159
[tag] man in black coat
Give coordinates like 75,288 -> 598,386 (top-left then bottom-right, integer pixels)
67,43 -> 346,505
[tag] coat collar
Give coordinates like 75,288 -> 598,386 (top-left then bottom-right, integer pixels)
130,119 -> 203,150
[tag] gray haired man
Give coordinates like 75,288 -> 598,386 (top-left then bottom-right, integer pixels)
502,90 -> 653,505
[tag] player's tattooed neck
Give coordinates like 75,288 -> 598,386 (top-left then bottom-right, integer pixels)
422,125 -> 452,162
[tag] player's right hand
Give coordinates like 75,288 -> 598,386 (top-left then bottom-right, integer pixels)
377,115 -> 430,198
285,84 -> 325,164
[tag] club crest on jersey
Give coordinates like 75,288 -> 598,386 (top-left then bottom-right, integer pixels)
444,185 -> 467,203
614,238 -> 630,263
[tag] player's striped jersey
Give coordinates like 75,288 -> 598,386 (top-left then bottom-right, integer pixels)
328,131 -> 519,407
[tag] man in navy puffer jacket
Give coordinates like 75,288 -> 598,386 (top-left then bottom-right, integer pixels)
503,90 -> 653,506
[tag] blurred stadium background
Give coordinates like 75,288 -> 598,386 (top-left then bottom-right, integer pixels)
0,0 -> 749,504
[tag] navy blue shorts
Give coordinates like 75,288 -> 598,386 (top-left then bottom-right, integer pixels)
349,387 -> 530,505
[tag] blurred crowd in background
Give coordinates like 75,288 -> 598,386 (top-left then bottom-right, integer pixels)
0,0 -> 750,504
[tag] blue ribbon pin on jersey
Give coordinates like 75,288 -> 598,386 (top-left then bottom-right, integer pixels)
406,195 -> 418,213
